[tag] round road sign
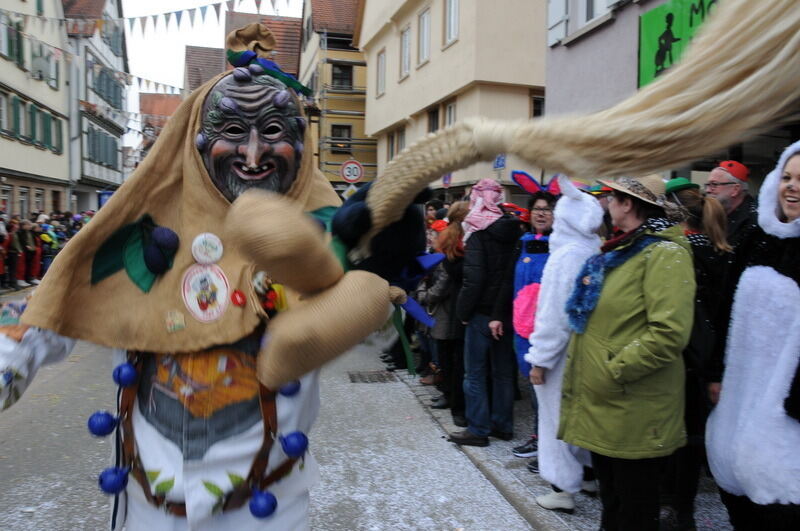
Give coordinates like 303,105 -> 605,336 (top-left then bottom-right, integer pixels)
340,160 -> 364,183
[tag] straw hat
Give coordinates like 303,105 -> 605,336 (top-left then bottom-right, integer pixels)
598,174 -> 669,207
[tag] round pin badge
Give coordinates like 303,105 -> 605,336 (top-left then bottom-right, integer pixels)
182,264 -> 230,322
191,233 -> 224,264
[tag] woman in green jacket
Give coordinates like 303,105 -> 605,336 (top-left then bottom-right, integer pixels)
560,175 -> 695,531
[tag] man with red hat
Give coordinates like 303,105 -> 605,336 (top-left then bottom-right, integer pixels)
704,160 -> 758,250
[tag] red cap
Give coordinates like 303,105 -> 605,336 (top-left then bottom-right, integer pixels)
717,160 -> 750,182
431,220 -> 449,232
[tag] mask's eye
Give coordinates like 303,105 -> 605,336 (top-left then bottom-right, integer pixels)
222,124 -> 246,137
261,122 -> 284,141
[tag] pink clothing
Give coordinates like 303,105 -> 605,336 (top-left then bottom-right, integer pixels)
463,179 -> 503,242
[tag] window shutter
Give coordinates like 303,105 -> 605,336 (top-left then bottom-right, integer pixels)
28,105 -> 37,140
43,113 -> 52,148
87,128 -> 94,159
15,22 -> 23,66
547,0 -> 568,46
11,96 -> 20,134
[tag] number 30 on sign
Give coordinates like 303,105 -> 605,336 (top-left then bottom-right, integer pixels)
340,160 -> 364,183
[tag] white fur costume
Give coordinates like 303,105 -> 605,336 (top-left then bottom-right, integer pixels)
525,176 -> 602,493
705,140 -> 800,505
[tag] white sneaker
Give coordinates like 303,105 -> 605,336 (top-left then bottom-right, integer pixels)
581,479 -> 599,497
30,279 -> 40,285
535,490 -> 575,514
16,280 -> 30,288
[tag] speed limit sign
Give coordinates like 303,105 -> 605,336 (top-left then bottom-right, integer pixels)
340,160 -> 364,183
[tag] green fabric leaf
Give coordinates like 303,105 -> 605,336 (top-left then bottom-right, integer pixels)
122,224 -> 155,293
145,470 -> 160,483
154,478 -> 175,495
227,472 -> 245,488
203,480 -> 224,499
310,206 -> 337,231
91,222 -> 137,285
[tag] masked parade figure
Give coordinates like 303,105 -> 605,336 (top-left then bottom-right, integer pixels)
0,24 -> 428,530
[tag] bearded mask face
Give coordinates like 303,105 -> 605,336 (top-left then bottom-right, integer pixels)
196,67 -> 307,202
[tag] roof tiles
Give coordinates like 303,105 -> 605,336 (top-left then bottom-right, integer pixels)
311,0 -> 358,35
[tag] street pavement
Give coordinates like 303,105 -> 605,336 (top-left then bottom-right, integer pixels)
0,322 -> 530,530
0,296 -> 734,530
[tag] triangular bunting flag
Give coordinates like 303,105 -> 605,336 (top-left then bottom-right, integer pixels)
255,0 -> 262,14
151,14 -> 159,31
139,16 -> 147,33
165,12 -> 172,28
128,17 -> 135,33
96,19 -> 105,32
213,3 -> 222,22
189,8 -> 197,27
200,5 -> 208,22
271,0 -> 278,9
175,11 -> 183,26
138,77 -> 144,90
226,0 -> 234,13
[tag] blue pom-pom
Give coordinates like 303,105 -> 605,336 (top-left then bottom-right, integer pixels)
98,467 -> 129,495
280,431 -> 308,458
143,244 -> 168,274
112,363 -> 138,387
249,489 -> 277,518
88,411 -> 117,437
278,381 -> 301,397
195,133 -> 207,152
151,227 -> 179,251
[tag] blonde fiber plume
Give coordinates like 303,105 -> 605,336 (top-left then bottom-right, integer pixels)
355,0 -> 800,259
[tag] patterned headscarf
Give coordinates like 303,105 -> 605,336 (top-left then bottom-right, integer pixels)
463,179 -> 504,242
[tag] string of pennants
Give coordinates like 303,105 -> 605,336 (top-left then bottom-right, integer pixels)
1,0 -> 287,94
0,0 -> 280,34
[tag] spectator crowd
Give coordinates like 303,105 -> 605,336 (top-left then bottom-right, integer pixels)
0,210 -> 93,290
381,141 -> 800,531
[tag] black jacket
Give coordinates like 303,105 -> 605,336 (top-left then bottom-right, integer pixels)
456,215 -> 522,323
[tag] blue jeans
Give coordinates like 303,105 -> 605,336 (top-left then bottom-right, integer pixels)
463,314 -> 516,437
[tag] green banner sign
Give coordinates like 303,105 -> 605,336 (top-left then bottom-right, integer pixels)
639,0 -> 719,87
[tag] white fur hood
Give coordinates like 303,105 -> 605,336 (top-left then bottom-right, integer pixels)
549,175 -> 604,253
758,139 -> 800,238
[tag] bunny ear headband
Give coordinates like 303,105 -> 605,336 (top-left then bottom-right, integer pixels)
511,170 -> 562,196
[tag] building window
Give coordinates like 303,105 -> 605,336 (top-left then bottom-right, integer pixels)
36,0 -> 44,17
87,126 -> 119,169
387,132 -> 395,160
0,92 -> 7,131
376,50 -> 386,96
428,107 -> 439,133
0,13 -> 9,57
34,189 -> 44,212
445,0 -> 459,45
48,53 -> 59,89
331,124 -> 352,154
396,127 -> 406,152
0,186 -> 10,213
18,187 -> 29,218
418,9 -> 431,64
531,96 -> 544,117
8,22 -> 24,67
331,64 -> 353,89
583,0 -> 609,25
445,101 -> 456,127
400,27 -> 411,78
51,190 -> 61,212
